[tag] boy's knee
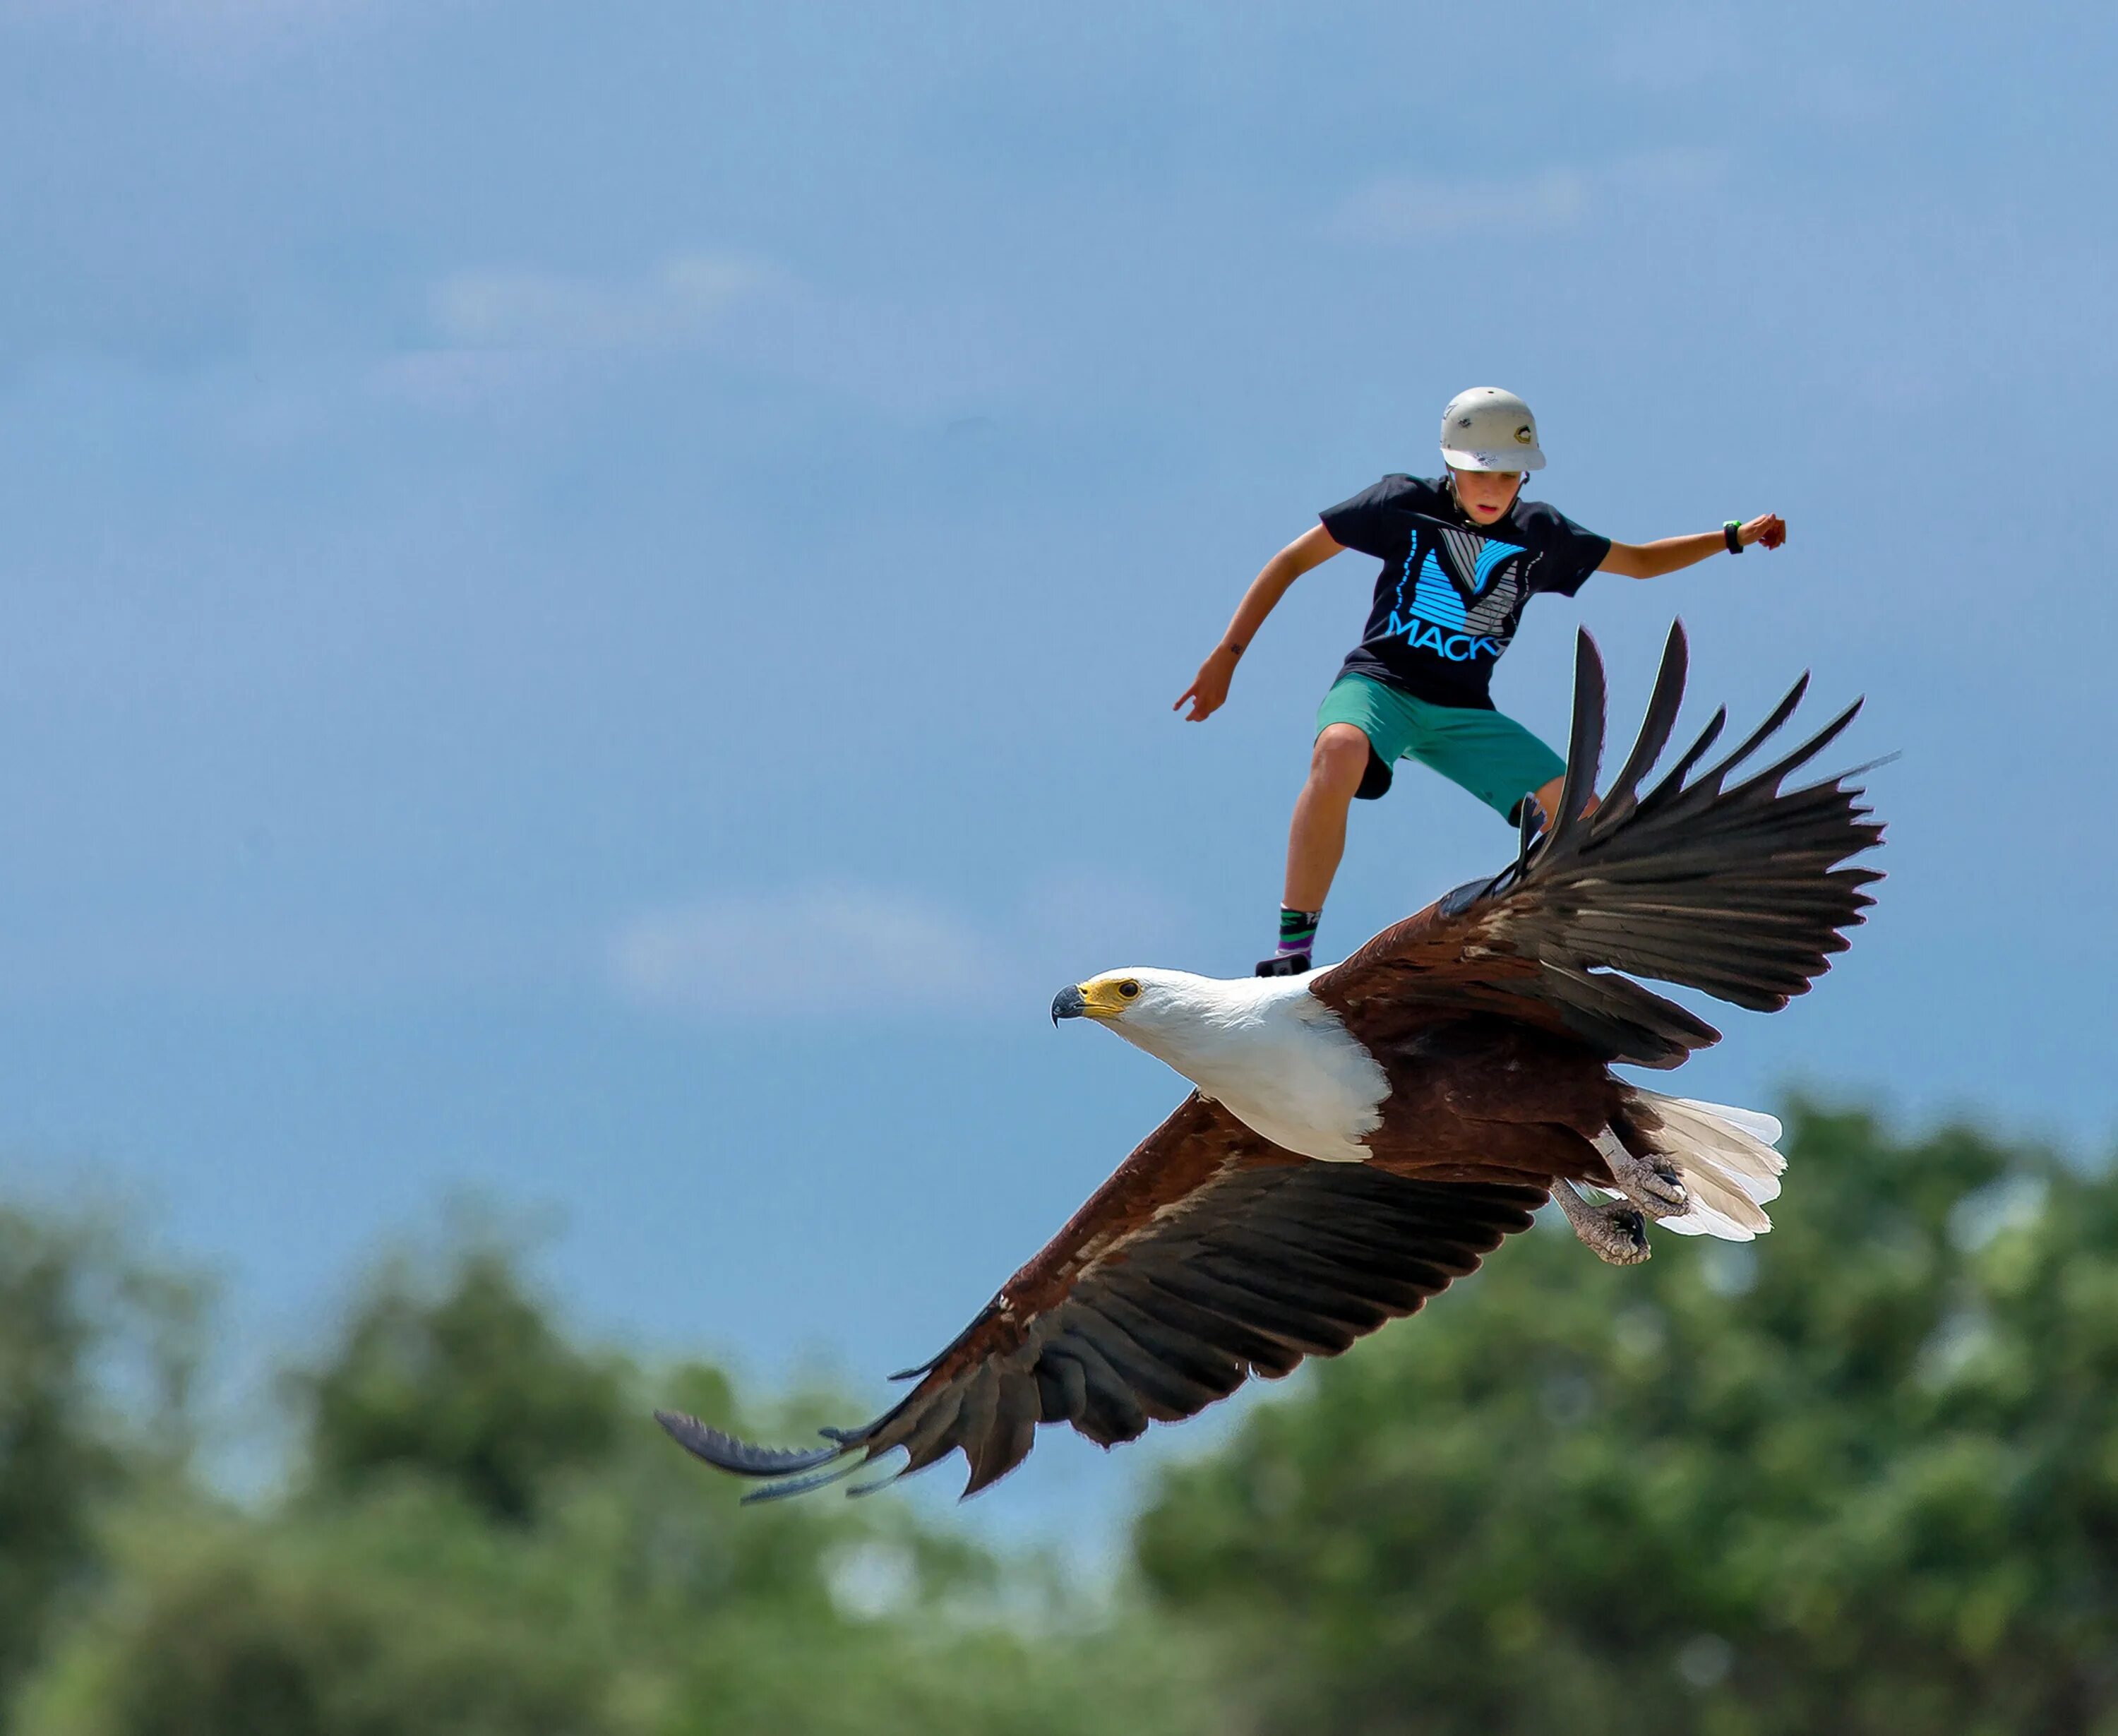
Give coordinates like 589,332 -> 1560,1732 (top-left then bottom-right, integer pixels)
1526,772 -> 1598,832
1310,725 -> 1372,793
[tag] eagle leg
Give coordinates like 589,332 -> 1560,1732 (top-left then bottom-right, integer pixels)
1592,1130 -> 1689,1219
1550,1179 -> 1651,1266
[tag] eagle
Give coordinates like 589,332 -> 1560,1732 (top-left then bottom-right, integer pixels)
658,623 -> 1883,1502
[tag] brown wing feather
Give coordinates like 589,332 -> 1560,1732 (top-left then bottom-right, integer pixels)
657,1094 -> 1546,1500
1311,621 -> 1884,1068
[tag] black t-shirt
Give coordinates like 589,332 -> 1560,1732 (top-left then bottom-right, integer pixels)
1319,474 -> 1611,708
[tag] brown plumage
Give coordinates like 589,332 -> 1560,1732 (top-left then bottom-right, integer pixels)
657,623 -> 1884,1502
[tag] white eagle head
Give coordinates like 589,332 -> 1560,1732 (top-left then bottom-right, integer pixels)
1050,966 -> 1269,1068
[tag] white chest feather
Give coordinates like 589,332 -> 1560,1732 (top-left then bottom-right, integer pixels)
1115,978 -> 1389,1163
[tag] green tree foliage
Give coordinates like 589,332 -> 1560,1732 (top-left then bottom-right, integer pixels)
292,1236 -> 624,1525
1135,1103 -> 2118,1735
21,1507 -> 617,1736
18,1233 -> 1207,1736
15,1102 -> 2118,1736
0,1207 -> 201,1725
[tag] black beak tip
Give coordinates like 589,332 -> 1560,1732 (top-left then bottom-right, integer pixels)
1050,985 -> 1087,1024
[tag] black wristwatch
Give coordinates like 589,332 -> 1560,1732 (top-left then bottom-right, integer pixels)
1723,520 -> 1744,554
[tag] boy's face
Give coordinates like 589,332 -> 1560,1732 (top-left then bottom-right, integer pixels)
1448,467 -> 1524,525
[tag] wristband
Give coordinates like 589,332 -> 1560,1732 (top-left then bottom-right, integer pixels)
1723,520 -> 1744,554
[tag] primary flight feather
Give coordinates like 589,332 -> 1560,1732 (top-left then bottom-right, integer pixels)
658,622 -> 1884,1502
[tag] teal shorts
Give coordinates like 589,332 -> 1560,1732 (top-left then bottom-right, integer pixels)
1316,673 -> 1565,822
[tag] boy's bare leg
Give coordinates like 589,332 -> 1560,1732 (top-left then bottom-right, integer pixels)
1283,725 -> 1372,911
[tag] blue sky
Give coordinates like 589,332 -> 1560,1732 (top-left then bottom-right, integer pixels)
1,0 -> 2113,1538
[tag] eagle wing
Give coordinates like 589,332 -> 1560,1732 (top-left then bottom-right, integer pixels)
658,1092 -> 1544,1500
1310,621 -> 1885,1068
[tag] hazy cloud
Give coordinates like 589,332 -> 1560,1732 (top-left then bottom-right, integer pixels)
609,883 -> 996,1019
1327,149 -> 1727,243
393,248 -> 1022,420
1329,169 -> 1594,241
430,253 -> 782,354
0,0 -> 393,54
1600,8 -> 1891,121
606,869 -> 1193,1025
1600,6 -> 1746,90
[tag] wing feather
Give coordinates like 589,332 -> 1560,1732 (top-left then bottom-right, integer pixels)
1312,621 -> 1884,1066
964,1370 -> 1039,1496
658,1096 -> 1546,1499
1035,1353 -> 1088,1426
1045,1332 -> 1150,1445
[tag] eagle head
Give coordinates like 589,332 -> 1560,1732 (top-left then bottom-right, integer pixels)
1050,968 -> 1223,1036
1051,966 -> 1303,1096
1050,971 -> 1146,1024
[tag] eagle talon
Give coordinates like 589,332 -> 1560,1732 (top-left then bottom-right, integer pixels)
1551,1180 -> 1652,1266
1600,1142 -> 1689,1217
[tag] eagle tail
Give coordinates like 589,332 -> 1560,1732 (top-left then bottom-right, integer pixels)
1622,1089 -> 1785,1241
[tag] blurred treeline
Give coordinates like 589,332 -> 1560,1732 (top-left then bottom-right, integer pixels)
4,1101 -> 2117,1736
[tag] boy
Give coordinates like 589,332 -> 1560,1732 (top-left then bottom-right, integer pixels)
1175,387 -> 1785,976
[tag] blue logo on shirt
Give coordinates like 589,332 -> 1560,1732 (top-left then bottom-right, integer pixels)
1383,532 -> 1527,662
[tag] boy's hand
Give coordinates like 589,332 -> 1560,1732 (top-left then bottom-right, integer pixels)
1740,513 -> 1786,551
1175,647 -> 1240,721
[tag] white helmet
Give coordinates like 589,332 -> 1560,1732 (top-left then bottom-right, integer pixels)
1439,387 -> 1545,472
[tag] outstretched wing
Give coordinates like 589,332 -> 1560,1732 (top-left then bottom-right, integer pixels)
1312,620 -> 1885,1067
657,1094 -> 1544,1501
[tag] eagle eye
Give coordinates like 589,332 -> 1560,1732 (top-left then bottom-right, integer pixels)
1118,979 -> 1141,999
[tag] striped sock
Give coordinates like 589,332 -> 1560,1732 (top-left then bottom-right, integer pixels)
1276,906 -> 1320,959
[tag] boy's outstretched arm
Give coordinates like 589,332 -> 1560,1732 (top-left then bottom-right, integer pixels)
1175,524 -> 1345,721
1598,512 -> 1786,579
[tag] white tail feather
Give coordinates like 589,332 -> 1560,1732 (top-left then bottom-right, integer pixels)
1663,1097 -> 1783,1147
1625,1090 -> 1787,1242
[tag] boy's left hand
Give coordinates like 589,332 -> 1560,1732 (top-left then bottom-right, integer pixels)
1740,513 -> 1786,550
